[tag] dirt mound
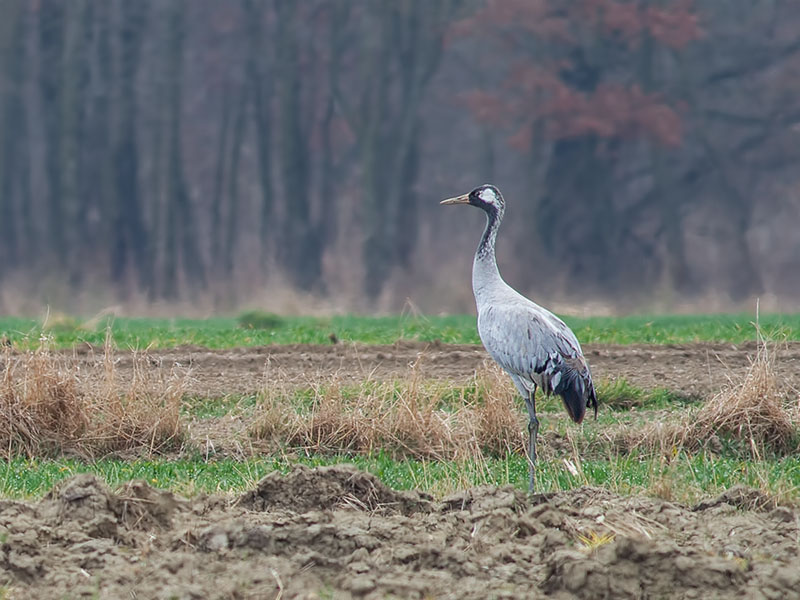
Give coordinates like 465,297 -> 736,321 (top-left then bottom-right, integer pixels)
693,484 -> 782,512
543,536 -> 747,599
39,474 -> 122,539
1,469 -> 799,599
541,485 -> 800,599
115,478 -> 187,530
439,483 -> 529,514
235,463 -> 434,514
0,474 -> 189,590
38,474 -> 186,538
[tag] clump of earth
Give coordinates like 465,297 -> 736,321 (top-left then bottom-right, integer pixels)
1,465 -> 798,599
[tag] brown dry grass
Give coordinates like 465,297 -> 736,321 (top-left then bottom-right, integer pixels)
250,361 -> 526,460
614,337 -> 799,458
0,334 -> 185,459
686,337 -> 797,456
275,336 -> 797,465
249,337 -> 799,462
251,335 -> 800,463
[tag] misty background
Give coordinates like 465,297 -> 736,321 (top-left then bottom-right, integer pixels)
0,0 -> 798,316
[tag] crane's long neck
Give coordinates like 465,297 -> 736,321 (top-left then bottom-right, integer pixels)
472,205 -> 505,303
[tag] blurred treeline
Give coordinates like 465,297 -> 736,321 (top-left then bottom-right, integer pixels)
0,0 -> 799,313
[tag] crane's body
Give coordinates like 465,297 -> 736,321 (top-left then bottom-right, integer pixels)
442,184 -> 597,492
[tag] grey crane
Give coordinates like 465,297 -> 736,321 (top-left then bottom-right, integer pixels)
441,184 -> 598,492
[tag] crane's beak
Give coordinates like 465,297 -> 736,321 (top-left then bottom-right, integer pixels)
440,193 -> 470,205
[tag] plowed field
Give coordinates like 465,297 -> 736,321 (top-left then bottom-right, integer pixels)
2,341 -> 799,599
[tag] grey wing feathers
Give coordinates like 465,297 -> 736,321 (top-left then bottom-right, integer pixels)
478,302 -> 597,424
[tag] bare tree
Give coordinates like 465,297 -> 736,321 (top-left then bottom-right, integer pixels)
111,0 -> 149,292
0,0 -> 28,273
241,0 -> 276,272
1,0 -> 799,309
162,0 -> 205,298
335,1 -> 460,299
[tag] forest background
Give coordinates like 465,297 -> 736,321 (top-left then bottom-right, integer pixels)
0,0 -> 798,315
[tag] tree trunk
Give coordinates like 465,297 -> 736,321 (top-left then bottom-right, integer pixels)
0,0 -> 25,273
83,0 -> 114,263
37,0 -> 66,267
242,0 -> 275,273
59,0 -> 89,284
111,0 -> 149,292
166,0 -> 205,295
274,0 -> 321,291
211,86 -> 234,274
224,87 -> 248,275
354,1 -> 453,300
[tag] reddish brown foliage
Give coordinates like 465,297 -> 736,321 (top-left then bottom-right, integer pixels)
448,0 -> 570,43
646,2 -> 703,49
454,0 -> 700,150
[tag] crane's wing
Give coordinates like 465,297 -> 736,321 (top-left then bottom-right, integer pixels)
477,302 -> 597,423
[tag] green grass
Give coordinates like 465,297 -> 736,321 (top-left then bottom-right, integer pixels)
566,313 -> 796,345
0,312 -> 797,349
186,377 -> 694,423
1,311 -> 798,504
0,314 -> 477,348
1,453 -> 798,505
595,378 -> 699,410
88,377 -> 797,504
1,374 -> 797,502
183,394 -> 260,419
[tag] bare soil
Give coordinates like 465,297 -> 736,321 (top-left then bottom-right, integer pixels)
66,339 -> 800,399
2,342 -> 799,598
1,466 -> 798,599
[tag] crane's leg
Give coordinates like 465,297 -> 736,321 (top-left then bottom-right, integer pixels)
524,387 -> 539,493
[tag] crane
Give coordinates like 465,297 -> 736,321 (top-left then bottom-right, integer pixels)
441,184 -> 598,492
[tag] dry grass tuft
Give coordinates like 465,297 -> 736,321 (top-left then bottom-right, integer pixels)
254,331 -> 798,463
610,336 -> 799,458
251,361 -> 526,460
471,366 -> 526,456
0,334 -> 185,459
685,338 -> 797,456
613,421 -> 686,458
0,343 -> 88,457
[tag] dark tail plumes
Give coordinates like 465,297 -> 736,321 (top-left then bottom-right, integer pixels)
586,381 -> 598,420
552,367 -> 590,424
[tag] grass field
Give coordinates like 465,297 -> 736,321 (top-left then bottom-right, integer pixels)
3,453 -> 799,504
0,310 -> 797,348
1,311 -> 799,504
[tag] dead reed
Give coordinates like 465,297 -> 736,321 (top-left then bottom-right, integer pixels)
685,336 -> 796,456
0,333 -> 186,459
255,330 -> 798,462
614,336 -> 799,458
250,361 -> 526,460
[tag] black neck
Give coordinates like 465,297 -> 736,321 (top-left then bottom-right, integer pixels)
476,204 -> 502,260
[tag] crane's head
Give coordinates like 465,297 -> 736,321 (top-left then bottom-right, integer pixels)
440,184 -> 505,215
